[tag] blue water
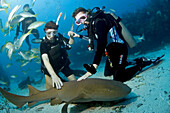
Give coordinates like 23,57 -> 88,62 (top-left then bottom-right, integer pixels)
0,0 -> 150,81
0,0 -> 169,112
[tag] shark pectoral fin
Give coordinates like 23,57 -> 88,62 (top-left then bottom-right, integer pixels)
45,74 -> 53,90
28,85 -> 41,96
28,101 -> 38,107
61,94 -> 85,113
50,98 -> 62,105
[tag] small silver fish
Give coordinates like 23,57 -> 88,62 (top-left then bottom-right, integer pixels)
19,12 -> 37,18
133,34 -> 145,43
9,14 -> 24,28
20,61 -> 30,67
10,75 -> 18,78
6,63 -> 12,68
18,29 -> 33,49
110,8 -> 116,13
27,21 -> 45,30
70,23 -> 74,31
0,80 -> 8,85
0,0 -> 11,8
32,0 -> 36,7
0,7 -> 8,14
1,42 -> 15,59
19,51 -> 38,61
64,12 -> 66,20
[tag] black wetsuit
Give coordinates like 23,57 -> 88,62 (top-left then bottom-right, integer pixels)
40,33 -> 73,81
85,12 -> 141,82
15,9 -> 39,49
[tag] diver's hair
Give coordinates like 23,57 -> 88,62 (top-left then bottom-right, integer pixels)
72,7 -> 88,18
44,21 -> 58,31
23,4 -> 29,9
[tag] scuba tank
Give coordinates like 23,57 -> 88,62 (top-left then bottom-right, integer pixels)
109,13 -> 136,48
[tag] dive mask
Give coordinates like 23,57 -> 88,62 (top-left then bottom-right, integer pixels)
45,29 -> 58,38
75,14 -> 87,25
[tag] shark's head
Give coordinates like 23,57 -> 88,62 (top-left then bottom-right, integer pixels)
79,79 -> 131,101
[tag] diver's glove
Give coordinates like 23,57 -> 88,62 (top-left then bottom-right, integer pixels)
83,64 -> 97,74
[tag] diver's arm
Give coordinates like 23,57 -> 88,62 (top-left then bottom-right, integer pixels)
42,54 -> 63,89
77,20 -> 107,81
68,31 -> 89,44
68,31 -> 80,44
93,19 -> 107,65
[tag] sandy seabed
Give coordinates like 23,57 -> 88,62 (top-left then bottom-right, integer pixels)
0,45 -> 170,113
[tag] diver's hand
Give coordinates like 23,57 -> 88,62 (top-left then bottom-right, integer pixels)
68,31 -> 80,38
77,71 -> 92,81
51,75 -> 63,89
77,64 -> 98,81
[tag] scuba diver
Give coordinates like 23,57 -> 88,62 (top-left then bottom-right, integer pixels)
14,4 -> 39,50
68,7 -> 163,82
40,21 -> 76,90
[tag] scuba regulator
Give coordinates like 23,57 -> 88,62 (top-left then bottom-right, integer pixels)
76,6 -> 106,51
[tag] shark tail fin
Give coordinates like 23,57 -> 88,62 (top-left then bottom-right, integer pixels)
0,87 -> 27,108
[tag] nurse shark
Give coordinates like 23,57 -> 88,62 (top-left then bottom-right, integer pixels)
0,78 -> 131,111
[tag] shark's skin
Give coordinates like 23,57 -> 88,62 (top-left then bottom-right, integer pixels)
0,78 -> 131,108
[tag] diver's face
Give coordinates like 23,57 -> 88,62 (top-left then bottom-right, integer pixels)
45,29 -> 57,42
24,7 -> 29,12
75,12 -> 89,25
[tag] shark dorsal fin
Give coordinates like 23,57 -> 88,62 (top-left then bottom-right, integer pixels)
28,85 -> 40,96
45,74 -> 53,90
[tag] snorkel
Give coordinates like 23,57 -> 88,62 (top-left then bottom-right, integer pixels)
56,12 -> 62,25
